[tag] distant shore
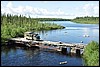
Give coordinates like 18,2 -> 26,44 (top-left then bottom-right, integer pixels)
71,16 -> 99,24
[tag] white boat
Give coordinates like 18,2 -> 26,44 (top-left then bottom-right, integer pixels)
83,35 -> 89,37
59,61 -> 67,64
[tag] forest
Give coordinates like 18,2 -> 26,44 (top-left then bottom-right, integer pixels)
1,13 -> 65,44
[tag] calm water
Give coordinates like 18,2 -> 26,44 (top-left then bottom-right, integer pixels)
38,21 -> 99,44
1,21 -> 99,66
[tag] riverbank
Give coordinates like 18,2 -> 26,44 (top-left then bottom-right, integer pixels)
71,16 -> 99,24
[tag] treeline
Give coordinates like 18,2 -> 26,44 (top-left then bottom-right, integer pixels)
83,41 -> 99,66
1,13 -> 65,44
71,16 -> 99,24
32,18 -> 71,21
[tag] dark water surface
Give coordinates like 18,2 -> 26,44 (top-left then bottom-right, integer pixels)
1,46 -> 83,66
1,21 -> 99,66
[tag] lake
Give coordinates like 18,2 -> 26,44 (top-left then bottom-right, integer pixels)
1,21 -> 99,66
38,21 -> 99,44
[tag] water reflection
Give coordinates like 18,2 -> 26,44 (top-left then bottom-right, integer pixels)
1,45 -> 83,66
1,46 -> 17,57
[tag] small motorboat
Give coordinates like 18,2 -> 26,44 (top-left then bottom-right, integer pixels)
83,35 -> 90,37
59,61 -> 67,64
81,41 -> 83,43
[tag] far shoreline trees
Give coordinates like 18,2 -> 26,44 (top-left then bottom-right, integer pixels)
71,16 -> 99,24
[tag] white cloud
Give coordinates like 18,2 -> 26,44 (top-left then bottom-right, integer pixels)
14,6 -> 24,13
1,1 -> 75,19
1,1 -> 99,19
83,3 -> 99,17
6,1 -> 13,8
93,6 -> 99,16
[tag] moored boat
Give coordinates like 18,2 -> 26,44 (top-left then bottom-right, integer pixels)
59,61 -> 67,64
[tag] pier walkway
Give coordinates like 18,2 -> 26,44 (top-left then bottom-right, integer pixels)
8,38 -> 87,54
9,38 -> 86,48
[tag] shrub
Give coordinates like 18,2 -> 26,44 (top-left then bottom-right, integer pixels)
83,41 -> 99,66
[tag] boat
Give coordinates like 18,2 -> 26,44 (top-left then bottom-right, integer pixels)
83,35 -> 89,37
81,41 -> 83,43
59,61 -> 67,64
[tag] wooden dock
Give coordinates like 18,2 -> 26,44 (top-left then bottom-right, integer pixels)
8,38 -> 87,54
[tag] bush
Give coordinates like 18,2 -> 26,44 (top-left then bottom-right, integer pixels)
83,41 -> 99,66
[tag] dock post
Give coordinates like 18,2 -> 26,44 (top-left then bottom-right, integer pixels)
61,47 -> 67,54
76,49 -> 80,55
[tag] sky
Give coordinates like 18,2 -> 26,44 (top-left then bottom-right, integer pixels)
1,1 -> 99,19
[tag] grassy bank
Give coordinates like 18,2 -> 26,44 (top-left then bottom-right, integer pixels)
83,41 -> 99,66
1,14 -> 65,44
71,16 -> 99,24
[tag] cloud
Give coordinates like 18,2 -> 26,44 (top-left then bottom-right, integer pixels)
1,1 -> 75,19
93,6 -> 99,16
1,1 -> 99,19
6,1 -> 13,8
83,3 -> 99,16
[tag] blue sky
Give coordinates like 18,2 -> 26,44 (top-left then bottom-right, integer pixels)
1,1 -> 99,19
